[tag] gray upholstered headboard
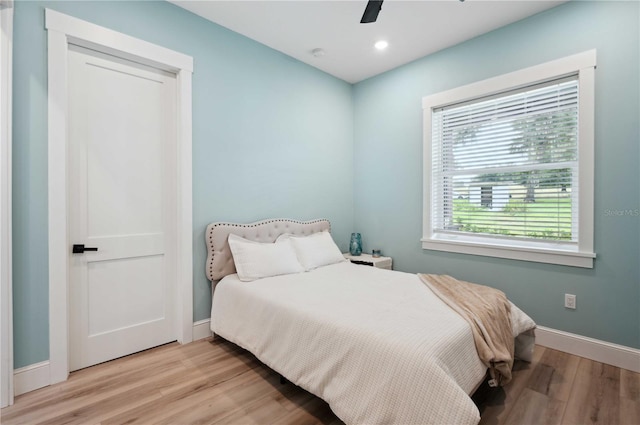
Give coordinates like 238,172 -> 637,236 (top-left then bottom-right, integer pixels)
205,218 -> 331,282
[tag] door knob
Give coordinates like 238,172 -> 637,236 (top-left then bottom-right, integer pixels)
72,244 -> 99,254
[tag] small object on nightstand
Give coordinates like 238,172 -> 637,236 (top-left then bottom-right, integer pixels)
349,233 -> 362,256
372,249 -> 381,258
343,252 -> 392,270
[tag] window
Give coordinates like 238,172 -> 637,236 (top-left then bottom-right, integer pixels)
422,51 -> 596,268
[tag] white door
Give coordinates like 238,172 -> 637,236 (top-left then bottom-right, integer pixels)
68,45 -> 177,371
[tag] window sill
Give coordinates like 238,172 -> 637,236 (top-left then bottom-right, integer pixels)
421,237 -> 595,268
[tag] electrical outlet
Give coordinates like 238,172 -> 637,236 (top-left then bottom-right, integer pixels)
565,294 -> 576,309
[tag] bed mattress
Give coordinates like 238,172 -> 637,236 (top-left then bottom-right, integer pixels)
211,261 -> 504,424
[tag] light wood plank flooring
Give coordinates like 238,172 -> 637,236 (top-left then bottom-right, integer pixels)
2,337 -> 638,424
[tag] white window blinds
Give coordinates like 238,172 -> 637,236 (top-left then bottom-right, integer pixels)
431,76 -> 579,243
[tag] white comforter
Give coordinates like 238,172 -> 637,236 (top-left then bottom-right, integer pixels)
211,262 -> 530,425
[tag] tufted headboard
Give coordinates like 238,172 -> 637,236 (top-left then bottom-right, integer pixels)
205,218 -> 331,282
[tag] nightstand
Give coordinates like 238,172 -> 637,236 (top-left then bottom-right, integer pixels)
343,253 -> 392,270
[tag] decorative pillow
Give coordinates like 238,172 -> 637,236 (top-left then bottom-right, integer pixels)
227,234 -> 304,282
278,231 -> 346,271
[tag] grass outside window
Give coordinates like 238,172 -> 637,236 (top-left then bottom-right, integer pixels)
451,187 -> 572,241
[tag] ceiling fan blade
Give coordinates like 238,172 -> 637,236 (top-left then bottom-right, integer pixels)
360,0 -> 383,24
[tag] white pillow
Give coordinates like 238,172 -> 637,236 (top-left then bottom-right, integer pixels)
278,231 -> 346,271
227,234 -> 304,282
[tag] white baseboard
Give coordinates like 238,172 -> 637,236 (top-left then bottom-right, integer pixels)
536,326 -> 640,373
14,361 -> 50,396
11,324 -> 638,398
191,320 -> 639,371
192,319 -> 212,341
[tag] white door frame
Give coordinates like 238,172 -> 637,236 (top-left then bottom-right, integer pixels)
0,0 -> 14,408
46,9 -> 193,384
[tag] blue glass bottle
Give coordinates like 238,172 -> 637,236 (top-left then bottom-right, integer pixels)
349,233 -> 362,256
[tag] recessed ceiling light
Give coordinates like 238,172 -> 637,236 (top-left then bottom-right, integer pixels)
374,40 -> 388,50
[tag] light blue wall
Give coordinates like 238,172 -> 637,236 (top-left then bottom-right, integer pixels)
12,0 -> 639,371
353,1 -> 640,348
12,1 -> 354,368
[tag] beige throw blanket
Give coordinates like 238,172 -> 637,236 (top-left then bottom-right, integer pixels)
418,274 -> 514,386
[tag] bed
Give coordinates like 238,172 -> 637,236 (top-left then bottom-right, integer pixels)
206,218 -> 536,425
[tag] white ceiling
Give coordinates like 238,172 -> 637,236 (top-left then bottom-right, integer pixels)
170,0 -> 566,83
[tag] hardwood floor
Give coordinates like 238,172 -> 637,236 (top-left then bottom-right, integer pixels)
476,345 -> 640,425
2,337 -> 639,424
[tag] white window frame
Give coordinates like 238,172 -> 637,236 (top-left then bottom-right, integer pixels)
422,50 -> 596,268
